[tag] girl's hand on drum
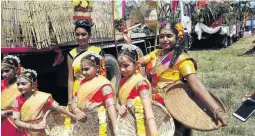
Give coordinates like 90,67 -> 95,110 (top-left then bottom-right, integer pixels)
216,111 -> 229,127
34,121 -> 46,130
75,109 -> 86,120
116,104 -> 127,116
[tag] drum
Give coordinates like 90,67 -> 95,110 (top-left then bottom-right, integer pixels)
116,101 -> 175,136
164,81 -> 226,131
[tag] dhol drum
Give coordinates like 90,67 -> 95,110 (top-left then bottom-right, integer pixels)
116,100 -> 175,136
164,81 -> 226,131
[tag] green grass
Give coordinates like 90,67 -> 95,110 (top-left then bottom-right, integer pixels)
188,36 -> 255,136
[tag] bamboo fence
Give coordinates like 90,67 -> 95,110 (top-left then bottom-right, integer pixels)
1,0 -> 148,48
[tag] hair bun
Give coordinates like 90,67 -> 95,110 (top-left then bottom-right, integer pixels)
74,19 -> 94,28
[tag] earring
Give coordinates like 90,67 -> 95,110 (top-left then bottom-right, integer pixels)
96,72 -> 99,76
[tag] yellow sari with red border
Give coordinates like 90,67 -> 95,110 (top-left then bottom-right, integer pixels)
70,46 -> 102,96
1,83 -> 20,129
118,74 -> 151,105
77,75 -> 114,110
20,91 -> 51,136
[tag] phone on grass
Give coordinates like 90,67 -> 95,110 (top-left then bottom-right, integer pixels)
232,98 -> 255,122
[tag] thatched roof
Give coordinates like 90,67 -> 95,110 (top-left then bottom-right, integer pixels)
1,0 -> 149,48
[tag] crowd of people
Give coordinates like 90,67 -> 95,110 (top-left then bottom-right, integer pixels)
1,1 -> 254,136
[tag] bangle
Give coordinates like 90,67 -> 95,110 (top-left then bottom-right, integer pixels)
146,117 -> 155,124
74,108 -> 80,113
106,103 -> 114,109
213,108 -> 224,119
29,124 -> 32,130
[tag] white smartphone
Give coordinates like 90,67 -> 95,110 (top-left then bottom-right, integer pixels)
232,98 -> 255,122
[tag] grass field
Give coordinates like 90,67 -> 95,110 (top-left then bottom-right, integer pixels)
189,36 -> 255,136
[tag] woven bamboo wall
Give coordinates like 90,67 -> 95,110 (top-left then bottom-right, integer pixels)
1,0 -> 74,48
1,0 -> 149,48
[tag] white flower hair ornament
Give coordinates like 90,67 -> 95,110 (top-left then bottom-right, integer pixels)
22,69 -> 38,77
121,44 -> 139,52
86,51 -> 103,60
3,55 -> 20,64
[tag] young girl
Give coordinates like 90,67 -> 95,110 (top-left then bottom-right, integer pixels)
1,55 -> 23,135
71,52 -> 117,136
12,69 -> 76,136
116,44 -> 175,136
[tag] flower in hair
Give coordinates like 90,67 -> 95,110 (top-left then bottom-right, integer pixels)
3,55 -> 20,64
175,23 -> 184,39
87,51 -> 102,59
121,44 -> 138,52
22,69 -> 38,77
160,21 -> 167,28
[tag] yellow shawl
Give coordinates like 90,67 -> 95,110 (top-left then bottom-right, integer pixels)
1,83 -> 20,110
20,91 -> 51,122
118,74 -> 151,105
77,75 -> 114,110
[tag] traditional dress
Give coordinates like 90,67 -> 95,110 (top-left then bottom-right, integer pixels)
116,74 -> 175,136
69,46 -> 103,95
72,75 -> 115,136
12,91 -> 59,136
144,49 -> 197,136
1,82 -> 21,136
144,49 -> 197,104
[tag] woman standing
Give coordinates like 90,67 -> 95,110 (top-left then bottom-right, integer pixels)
67,19 -> 104,105
1,55 -> 22,136
71,52 -> 117,136
139,17 -> 229,136
12,69 -> 75,136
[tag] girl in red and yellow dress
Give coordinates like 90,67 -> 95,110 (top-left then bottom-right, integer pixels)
71,52 -> 117,136
115,44 -> 175,136
138,11 -> 229,136
12,69 -> 75,136
1,55 -> 23,136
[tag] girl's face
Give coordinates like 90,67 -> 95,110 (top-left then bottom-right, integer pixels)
118,56 -> 137,78
75,27 -> 91,47
81,61 -> 97,81
1,67 -> 16,82
17,77 -> 33,95
159,28 -> 177,50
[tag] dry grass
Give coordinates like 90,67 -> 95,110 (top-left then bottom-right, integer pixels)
188,35 -> 255,136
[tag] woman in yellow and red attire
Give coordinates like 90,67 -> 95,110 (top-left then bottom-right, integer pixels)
67,0 -> 104,105
71,52 -> 117,135
137,16 -> 229,135
12,69 -> 75,136
1,55 -> 23,136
